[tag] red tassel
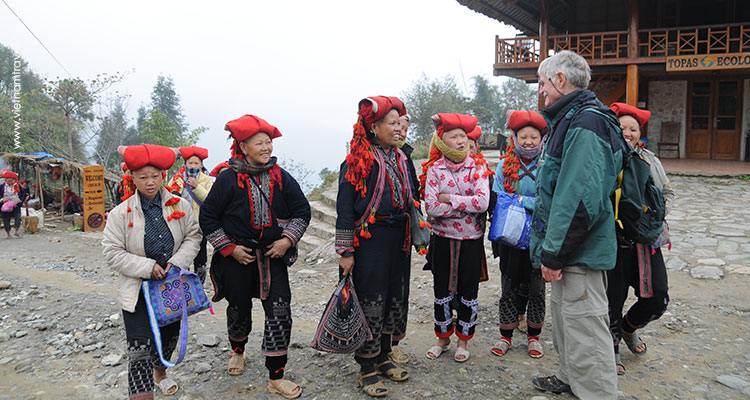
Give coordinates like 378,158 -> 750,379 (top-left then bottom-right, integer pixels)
128,222 -> 133,227
126,207 -> 131,212
368,215 -> 376,224
473,173 -> 480,179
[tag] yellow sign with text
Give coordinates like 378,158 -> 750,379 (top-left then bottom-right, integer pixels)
83,165 -> 106,231
666,52 -> 750,71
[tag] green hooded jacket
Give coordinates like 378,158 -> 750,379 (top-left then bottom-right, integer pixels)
531,89 -> 624,271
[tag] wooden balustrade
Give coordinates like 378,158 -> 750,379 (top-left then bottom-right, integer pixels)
495,23 -> 750,67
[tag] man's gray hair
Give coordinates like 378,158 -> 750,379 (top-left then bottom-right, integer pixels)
537,50 -> 591,89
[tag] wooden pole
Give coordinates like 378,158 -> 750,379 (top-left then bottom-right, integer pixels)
538,0 -> 550,110
627,0 -> 639,59
36,166 -> 44,210
626,64 -> 639,106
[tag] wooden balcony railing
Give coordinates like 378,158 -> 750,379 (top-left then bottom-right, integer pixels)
549,31 -> 629,60
639,23 -> 750,57
495,23 -> 750,67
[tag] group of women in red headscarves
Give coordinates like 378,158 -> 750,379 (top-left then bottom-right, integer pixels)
100,91 -> 671,399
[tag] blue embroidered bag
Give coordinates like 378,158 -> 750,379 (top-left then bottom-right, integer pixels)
142,267 -> 212,367
488,191 -> 532,249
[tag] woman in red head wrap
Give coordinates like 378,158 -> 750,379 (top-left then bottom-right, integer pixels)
419,113 -> 490,364
1,171 -> 26,238
489,110 -> 548,359
335,95 -> 415,397
102,144 -> 202,399
199,114 -> 310,399
607,102 -> 673,375
165,146 -> 214,283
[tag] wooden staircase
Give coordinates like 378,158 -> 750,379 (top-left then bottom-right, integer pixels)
589,74 -> 626,106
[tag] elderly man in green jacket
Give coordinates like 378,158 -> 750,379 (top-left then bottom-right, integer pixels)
529,50 -> 622,400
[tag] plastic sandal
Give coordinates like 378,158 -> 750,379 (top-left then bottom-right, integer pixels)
156,377 -> 179,396
268,379 -> 302,399
454,346 -> 470,363
425,344 -> 449,360
375,360 -> 409,382
527,337 -> 544,358
615,352 -> 625,375
359,371 -> 388,397
389,345 -> 410,364
490,337 -> 512,357
622,331 -> 647,356
227,352 -> 245,375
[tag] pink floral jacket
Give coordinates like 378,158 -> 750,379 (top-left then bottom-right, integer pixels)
424,156 -> 490,240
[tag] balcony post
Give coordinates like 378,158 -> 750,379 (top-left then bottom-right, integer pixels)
626,64 -> 639,106
628,0 -> 639,59
538,0 -> 549,109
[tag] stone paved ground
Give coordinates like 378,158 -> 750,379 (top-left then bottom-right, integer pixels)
0,175 -> 749,399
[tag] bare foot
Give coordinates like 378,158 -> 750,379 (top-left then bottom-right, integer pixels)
455,339 -> 469,362
153,366 -> 178,395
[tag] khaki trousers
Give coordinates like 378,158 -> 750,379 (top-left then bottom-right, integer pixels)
550,266 -> 617,400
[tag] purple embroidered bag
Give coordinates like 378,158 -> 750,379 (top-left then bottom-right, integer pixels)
142,267 -> 212,367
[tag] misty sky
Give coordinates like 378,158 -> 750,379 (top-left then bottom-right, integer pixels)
1,0 -> 517,179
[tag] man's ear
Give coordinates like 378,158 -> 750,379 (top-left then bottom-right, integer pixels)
557,71 -> 567,89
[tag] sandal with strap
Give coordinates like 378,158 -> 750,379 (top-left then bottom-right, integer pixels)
156,377 -> 179,396
490,337 -> 512,357
527,337 -> 544,358
425,344 -> 449,360
615,352 -> 625,375
622,331 -> 647,356
389,345 -> 410,364
359,371 -> 388,397
268,379 -> 302,399
454,346 -> 470,363
227,352 -> 245,376
375,360 -> 409,382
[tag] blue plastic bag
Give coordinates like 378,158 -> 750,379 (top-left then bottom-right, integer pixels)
488,191 -> 532,249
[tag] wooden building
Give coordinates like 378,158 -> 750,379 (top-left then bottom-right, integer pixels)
458,0 -> 750,160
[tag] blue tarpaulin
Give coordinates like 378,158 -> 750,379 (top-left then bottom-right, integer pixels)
18,152 -> 64,161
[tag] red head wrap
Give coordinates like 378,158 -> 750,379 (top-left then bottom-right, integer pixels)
224,114 -> 282,159
179,146 -> 209,161
118,144 -> 177,171
209,161 -> 230,177
467,125 -> 482,142
431,113 -> 478,137
610,102 -> 651,127
358,96 -> 407,130
345,95 -> 407,197
506,110 -> 547,133
3,171 -> 18,180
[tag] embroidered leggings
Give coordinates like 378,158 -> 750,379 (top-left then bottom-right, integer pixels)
497,246 -> 545,337
431,236 -> 483,341
122,292 -> 180,400
349,223 -> 410,365
607,245 -> 669,349
221,255 -> 292,379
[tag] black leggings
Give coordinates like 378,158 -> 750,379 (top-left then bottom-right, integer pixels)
607,245 -> 669,349
220,253 -> 292,380
122,292 -> 180,399
1,207 -> 21,232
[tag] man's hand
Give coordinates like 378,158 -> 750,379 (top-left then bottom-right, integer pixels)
231,245 -> 256,265
339,256 -> 354,276
541,265 -> 562,282
265,237 -> 292,258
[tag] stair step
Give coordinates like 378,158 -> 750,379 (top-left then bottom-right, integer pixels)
321,189 -> 338,209
306,220 -> 336,239
299,234 -> 328,252
309,200 -> 337,226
